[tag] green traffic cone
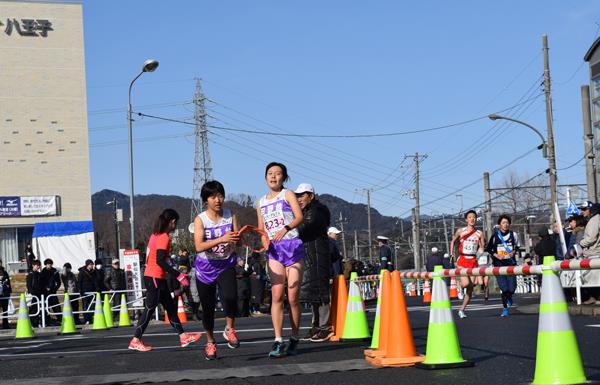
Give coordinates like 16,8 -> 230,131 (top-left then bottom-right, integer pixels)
532,256 -> 587,385
92,293 -> 107,330
118,294 -> 132,327
416,265 -> 473,369
15,293 -> 34,339
103,293 -> 114,328
368,270 -> 386,349
341,272 -> 370,340
60,293 -> 77,334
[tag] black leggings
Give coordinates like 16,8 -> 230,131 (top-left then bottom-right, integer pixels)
134,277 -> 184,339
197,268 -> 237,331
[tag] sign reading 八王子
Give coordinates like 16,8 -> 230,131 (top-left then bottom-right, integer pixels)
0,196 -> 60,217
0,18 -> 53,37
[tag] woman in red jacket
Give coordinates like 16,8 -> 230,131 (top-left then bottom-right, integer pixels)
129,209 -> 201,352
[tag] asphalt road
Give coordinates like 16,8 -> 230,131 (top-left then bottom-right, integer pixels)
1,294 -> 599,385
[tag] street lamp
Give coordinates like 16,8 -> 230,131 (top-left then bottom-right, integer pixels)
127,59 -> 159,249
488,114 -> 548,158
487,114 -> 556,216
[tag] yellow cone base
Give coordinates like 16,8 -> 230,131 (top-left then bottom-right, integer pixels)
373,354 -> 425,367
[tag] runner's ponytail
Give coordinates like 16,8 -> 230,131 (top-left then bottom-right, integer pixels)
153,208 -> 180,234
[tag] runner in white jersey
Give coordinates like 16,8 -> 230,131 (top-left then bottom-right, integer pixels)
256,162 -> 305,358
193,181 -> 240,360
450,210 -> 484,318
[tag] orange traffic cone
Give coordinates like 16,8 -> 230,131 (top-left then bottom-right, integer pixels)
365,270 -> 391,360
372,271 -> 425,367
423,279 -> 432,303
164,308 -> 170,324
330,275 -> 348,342
410,280 -> 416,297
177,296 -> 188,323
449,277 -> 458,299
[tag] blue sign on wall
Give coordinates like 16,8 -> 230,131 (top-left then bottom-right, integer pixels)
0,197 -> 21,217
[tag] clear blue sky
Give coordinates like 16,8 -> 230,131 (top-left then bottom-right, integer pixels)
85,1 -> 599,218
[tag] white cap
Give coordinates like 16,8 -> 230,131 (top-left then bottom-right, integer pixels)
294,183 -> 315,194
443,253 -> 449,258
376,235 -> 389,241
431,247 -> 438,253
328,226 -> 342,234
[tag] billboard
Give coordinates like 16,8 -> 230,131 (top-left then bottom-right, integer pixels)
0,196 -> 59,217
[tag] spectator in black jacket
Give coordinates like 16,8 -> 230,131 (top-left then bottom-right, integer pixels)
26,260 -> 42,327
22,243 -> 36,273
235,257 -> 252,317
327,227 -> 343,277
40,258 -> 62,324
78,259 -> 97,324
104,259 -> 126,317
0,260 -> 12,329
61,263 -> 80,324
94,259 -> 107,293
249,252 -> 266,315
295,183 -> 333,343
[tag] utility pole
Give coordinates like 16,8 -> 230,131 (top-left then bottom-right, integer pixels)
483,172 -> 493,240
442,214 -> 450,254
366,189 -> 373,263
354,229 -> 359,261
405,153 -> 427,270
338,212 -> 348,259
411,208 -> 418,270
111,196 -> 120,257
543,35 -> 558,215
191,78 -> 213,222
581,85 -> 597,202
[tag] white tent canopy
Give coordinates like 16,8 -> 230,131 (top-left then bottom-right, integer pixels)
32,221 -> 95,269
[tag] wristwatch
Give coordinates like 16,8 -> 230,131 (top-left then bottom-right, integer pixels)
284,225 -> 291,231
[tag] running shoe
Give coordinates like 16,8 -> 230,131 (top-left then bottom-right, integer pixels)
180,332 -> 201,347
268,341 -> 287,358
501,308 -> 509,317
310,329 -> 334,342
457,289 -> 464,300
457,310 -> 467,319
507,297 -> 513,307
301,327 -> 319,341
223,327 -> 240,349
286,337 -> 299,356
205,342 -> 217,360
128,339 -> 152,352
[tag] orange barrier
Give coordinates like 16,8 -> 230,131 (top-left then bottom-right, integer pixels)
449,277 -> 458,299
330,275 -> 348,342
371,271 -> 424,367
423,279 -> 432,303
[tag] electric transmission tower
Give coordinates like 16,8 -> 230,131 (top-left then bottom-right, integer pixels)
191,78 -> 213,221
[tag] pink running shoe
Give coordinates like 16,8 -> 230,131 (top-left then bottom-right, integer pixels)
180,332 -> 202,347
223,327 -> 240,349
128,339 -> 152,352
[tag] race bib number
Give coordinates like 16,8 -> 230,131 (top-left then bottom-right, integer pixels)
462,239 -> 478,254
497,245 -> 510,259
262,202 -> 286,239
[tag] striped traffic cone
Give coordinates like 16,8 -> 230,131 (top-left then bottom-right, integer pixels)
177,296 -> 188,323
15,293 -> 34,339
118,294 -> 132,327
103,293 -> 114,328
341,272 -> 370,340
423,279 -> 432,303
372,271 -> 424,367
416,265 -> 473,369
92,293 -> 107,330
532,256 -> 587,385
365,270 -> 391,360
330,275 -> 348,342
449,277 -> 458,299
365,270 -> 387,356
60,293 -> 77,335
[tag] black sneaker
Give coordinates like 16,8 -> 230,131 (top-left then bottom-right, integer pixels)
300,327 -> 318,341
310,329 -> 334,342
286,337 -> 299,356
268,341 -> 287,358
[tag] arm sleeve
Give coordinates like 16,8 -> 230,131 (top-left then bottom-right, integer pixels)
156,249 -> 181,277
485,235 -> 496,254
